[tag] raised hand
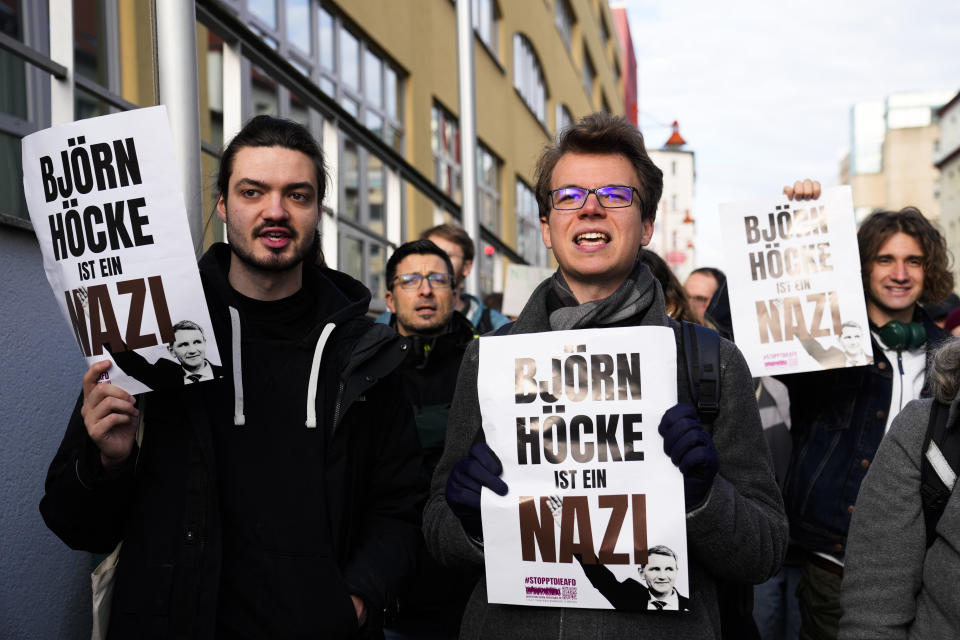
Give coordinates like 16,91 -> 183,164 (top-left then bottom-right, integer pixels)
783,178 -> 821,201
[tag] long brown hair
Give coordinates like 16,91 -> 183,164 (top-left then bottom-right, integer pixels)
639,250 -> 697,323
858,207 -> 954,304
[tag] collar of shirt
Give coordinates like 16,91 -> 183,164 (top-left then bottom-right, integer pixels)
183,361 -> 214,383
647,588 -> 680,610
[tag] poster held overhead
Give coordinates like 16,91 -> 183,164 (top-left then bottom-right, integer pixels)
22,106 -> 221,394
478,326 -> 689,611
719,186 -> 871,377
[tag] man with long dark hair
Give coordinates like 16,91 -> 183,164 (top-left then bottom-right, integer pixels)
40,116 -> 423,638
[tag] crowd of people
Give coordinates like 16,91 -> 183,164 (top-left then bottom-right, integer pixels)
38,112 -> 959,639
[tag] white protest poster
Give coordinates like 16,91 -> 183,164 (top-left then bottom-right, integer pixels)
720,186 -> 871,377
502,264 -> 555,317
479,326 -> 688,611
22,106 -> 220,395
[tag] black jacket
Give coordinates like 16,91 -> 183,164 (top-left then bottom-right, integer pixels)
781,307 -> 948,557
579,560 -> 692,612
40,244 -> 424,638
383,310 -> 479,634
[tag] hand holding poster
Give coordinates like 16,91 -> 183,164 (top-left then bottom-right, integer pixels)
478,326 -> 689,611
720,186 -> 871,377
22,106 -> 220,394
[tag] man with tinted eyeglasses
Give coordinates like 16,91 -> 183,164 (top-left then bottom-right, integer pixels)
380,239 -> 481,640
424,112 -> 786,639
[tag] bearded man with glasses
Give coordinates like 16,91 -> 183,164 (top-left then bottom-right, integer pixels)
425,112 -> 786,639
380,239 -> 481,639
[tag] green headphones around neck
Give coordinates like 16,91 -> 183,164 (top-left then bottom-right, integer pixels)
875,320 -> 927,351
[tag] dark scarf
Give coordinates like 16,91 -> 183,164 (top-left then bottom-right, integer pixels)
547,261 -> 669,330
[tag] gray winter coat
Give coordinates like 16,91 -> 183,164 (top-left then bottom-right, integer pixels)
840,394 -> 960,639
423,271 -> 788,639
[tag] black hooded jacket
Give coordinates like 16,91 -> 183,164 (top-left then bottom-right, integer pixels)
40,243 -> 424,638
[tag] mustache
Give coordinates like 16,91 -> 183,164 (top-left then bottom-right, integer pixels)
253,221 -> 297,238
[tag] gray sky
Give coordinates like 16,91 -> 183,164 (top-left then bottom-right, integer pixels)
623,0 -> 960,267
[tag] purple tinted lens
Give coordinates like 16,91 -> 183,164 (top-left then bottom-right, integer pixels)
553,187 -> 587,207
597,186 -> 632,205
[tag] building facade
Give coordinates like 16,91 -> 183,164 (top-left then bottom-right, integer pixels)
0,1 -> 631,636
936,91 -> 960,286
842,90 -> 954,224
647,122 -> 696,282
611,6 -> 636,127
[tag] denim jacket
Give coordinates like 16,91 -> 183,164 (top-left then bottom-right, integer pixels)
781,309 -> 947,558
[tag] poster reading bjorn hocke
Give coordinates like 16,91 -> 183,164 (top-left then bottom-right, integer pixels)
22,106 -> 220,395
479,326 -> 689,611
720,186 -> 871,377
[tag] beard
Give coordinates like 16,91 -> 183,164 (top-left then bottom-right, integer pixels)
226,217 -> 319,274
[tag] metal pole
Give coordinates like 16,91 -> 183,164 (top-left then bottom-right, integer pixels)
456,0 -> 480,297
48,0 -> 73,125
155,1 -> 204,257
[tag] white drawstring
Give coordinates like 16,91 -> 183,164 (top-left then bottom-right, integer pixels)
305,323 -> 336,428
229,307 -> 245,426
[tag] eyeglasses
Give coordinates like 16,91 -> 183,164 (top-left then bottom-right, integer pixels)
392,272 -> 453,290
550,185 -> 643,211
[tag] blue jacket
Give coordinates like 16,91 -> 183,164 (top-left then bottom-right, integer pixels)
781,308 -> 947,558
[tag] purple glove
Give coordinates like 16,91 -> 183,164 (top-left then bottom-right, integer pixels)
659,403 -> 719,509
445,442 -> 509,539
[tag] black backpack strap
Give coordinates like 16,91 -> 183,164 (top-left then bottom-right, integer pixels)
675,321 -> 756,639
680,321 -> 721,426
477,306 -> 494,334
488,320 -> 514,337
920,399 -> 959,548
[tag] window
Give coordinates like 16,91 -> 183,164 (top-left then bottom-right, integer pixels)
556,104 -> 573,138
513,34 -> 547,126
477,143 -> 501,234
237,2 -> 404,152
599,13 -> 610,48
554,0 -> 574,51
250,63 -> 279,116
322,17 -> 402,151
516,180 -> 546,266
671,160 -> 677,176
472,0 -> 499,56
432,102 -> 461,203
478,244 -> 498,296
248,0 -> 277,30
582,48 -> 595,101
285,0 -> 311,54
1,0 -> 36,220
338,134 -> 391,303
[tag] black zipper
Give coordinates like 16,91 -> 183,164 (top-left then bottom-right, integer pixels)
331,380 -> 345,434
897,349 -> 904,414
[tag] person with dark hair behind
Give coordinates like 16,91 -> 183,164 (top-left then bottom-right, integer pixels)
639,249 -> 697,323
685,267 -> 724,322
779,180 -> 953,640
420,223 -> 510,334
40,115 -> 423,638
379,239 -> 480,639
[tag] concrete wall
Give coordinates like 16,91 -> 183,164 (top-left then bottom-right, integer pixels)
0,223 -> 90,639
